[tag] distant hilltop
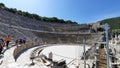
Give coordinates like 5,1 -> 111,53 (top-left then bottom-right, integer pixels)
100,17 -> 120,30
0,3 -> 78,24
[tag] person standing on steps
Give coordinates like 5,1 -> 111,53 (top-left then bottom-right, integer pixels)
0,38 -> 4,54
23,37 -> 26,44
5,35 -> 11,49
15,39 -> 19,47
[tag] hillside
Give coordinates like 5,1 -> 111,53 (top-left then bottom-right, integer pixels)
0,3 -> 77,24
100,17 -> 120,30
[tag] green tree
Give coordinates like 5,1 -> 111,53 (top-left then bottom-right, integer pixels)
50,17 -> 59,22
32,14 -> 41,20
65,20 -> 73,24
17,10 -> 23,15
9,8 -> 17,14
59,19 -> 65,23
0,3 -> 5,9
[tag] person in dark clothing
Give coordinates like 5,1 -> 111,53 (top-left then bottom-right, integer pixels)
15,39 -> 19,47
19,39 -> 23,44
92,63 -> 95,68
0,38 -> 4,54
0,45 -> 2,54
23,37 -> 26,44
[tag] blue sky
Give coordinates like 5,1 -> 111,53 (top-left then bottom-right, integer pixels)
1,0 -> 120,24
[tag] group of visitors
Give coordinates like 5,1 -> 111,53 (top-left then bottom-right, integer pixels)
0,35 -> 27,54
0,35 -> 11,54
15,37 -> 26,46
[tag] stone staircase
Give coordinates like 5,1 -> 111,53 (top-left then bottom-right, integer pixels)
97,46 -> 107,68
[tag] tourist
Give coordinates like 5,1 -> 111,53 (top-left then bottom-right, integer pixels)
15,39 -> 19,47
23,37 -> 26,44
5,35 -> 11,49
49,52 -> 53,61
0,38 -> 4,54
